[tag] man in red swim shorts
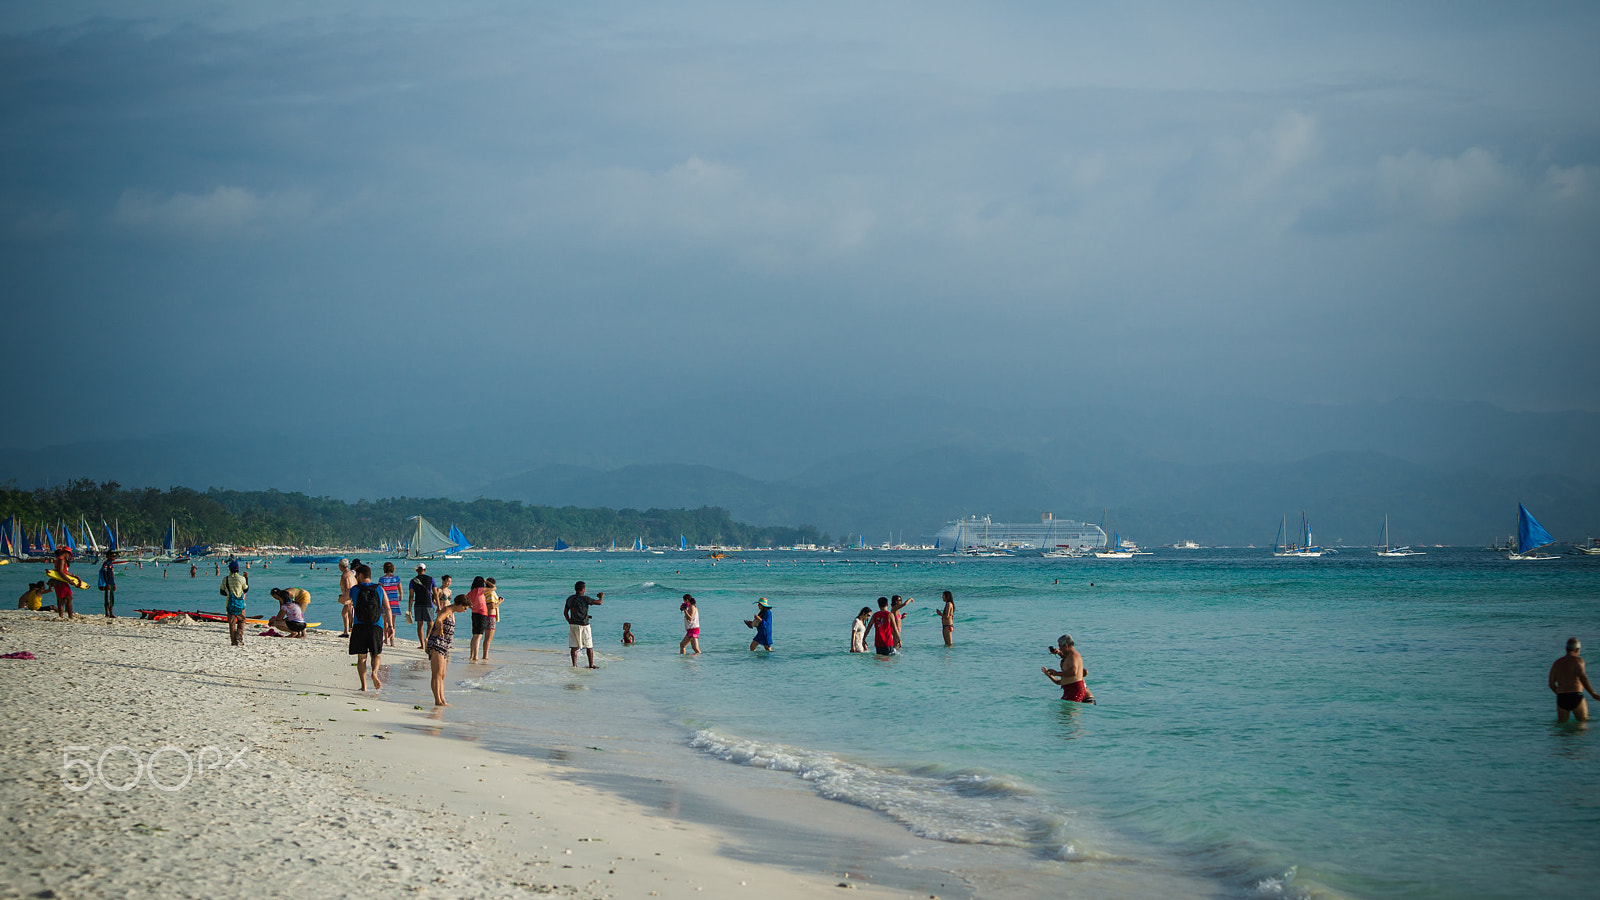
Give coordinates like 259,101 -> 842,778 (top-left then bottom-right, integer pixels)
1043,633 -> 1095,704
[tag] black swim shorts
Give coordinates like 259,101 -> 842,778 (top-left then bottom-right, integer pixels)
1557,692 -> 1584,711
348,623 -> 384,657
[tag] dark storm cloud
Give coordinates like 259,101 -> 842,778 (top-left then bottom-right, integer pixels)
2,1 -> 1598,451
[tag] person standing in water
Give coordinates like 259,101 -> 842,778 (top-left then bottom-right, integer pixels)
679,594 -> 700,655
868,598 -> 896,655
480,577 -> 502,660
1549,637 -> 1599,722
98,550 -> 117,619
1044,634 -> 1095,704
564,581 -> 603,668
890,594 -> 913,648
937,591 -> 955,647
851,607 -> 871,653
745,598 -> 773,651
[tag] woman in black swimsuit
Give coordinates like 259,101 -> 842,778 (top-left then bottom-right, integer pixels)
426,594 -> 473,707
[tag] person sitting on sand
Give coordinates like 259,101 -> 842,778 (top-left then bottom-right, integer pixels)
426,594 -> 472,706
1044,634 -> 1095,704
851,607 -> 871,653
268,588 -> 307,638
1549,637 -> 1599,723
622,622 -> 636,645
17,581 -> 55,612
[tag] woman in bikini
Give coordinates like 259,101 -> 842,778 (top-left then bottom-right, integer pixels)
426,594 -> 473,707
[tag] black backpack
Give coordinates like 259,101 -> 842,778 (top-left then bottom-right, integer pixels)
354,583 -> 385,626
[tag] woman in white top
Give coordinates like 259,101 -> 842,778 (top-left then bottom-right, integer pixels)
851,607 -> 871,653
678,594 -> 701,655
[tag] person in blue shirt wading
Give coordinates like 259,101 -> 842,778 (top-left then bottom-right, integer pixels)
746,598 -> 773,651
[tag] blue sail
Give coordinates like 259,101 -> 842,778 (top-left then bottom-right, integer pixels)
62,522 -> 77,555
103,520 -> 118,551
634,537 -> 645,551
1,516 -> 12,556
680,535 -> 687,550
554,538 -> 569,550
44,527 -> 56,554
1516,504 -> 1555,554
163,519 -> 176,552
446,524 -> 472,553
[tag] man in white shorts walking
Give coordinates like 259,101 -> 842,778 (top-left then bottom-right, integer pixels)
564,580 -> 604,668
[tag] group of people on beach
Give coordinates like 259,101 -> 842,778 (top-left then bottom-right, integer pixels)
13,552 -> 1597,721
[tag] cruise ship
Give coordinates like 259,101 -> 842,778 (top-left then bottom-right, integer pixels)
935,514 -> 1108,553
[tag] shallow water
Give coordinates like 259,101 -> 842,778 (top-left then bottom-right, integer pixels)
14,548 -> 1597,899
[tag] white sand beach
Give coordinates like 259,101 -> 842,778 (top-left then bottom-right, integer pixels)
0,612 -> 909,900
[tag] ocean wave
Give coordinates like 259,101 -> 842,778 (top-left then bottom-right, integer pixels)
687,728 -> 1112,860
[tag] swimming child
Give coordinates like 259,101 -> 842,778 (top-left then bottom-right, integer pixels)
622,622 -> 636,645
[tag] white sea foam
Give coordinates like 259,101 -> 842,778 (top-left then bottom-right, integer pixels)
688,728 -> 1112,861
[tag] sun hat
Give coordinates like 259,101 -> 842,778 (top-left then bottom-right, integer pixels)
416,563 -> 427,570
757,598 -> 771,607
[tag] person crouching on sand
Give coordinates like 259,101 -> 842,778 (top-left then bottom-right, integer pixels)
268,588 -> 307,638
1044,634 -> 1094,704
426,595 -> 472,706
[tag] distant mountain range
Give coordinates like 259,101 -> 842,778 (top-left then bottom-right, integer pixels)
3,397 -> 1597,546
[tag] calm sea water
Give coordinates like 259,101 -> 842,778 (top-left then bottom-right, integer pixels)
12,548 -> 1597,898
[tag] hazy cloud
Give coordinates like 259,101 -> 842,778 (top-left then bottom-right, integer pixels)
110,186 -> 315,237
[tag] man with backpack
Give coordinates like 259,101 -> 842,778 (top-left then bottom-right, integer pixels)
346,564 -> 393,690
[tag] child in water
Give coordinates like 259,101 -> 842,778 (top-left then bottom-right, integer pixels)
621,623 -> 635,645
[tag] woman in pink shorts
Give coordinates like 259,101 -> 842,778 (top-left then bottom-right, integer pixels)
678,594 -> 701,655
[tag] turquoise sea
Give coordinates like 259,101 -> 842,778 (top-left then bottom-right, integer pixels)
10,548 -> 1599,898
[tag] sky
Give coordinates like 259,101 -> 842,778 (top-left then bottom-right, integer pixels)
3,1 -> 1598,453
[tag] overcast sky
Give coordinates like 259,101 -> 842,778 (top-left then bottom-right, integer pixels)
3,1 -> 1598,450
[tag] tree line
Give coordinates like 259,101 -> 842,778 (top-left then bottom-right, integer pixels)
2,479 -> 830,549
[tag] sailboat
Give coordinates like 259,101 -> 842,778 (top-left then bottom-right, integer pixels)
405,516 -> 458,560
1507,503 -> 1559,561
1094,510 -> 1132,559
445,524 -> 471,558
1376,515 -> 1424,557
1273,512 -> 1323,557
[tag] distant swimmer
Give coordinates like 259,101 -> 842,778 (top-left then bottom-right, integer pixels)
938,591 -> 955,647
745,598 -> 773,651
1044,634 -> 1095,704
1549,638 -> 1599,722
622,622 -> 636,645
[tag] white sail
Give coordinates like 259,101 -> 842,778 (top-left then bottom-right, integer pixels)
406,516 -> 456,559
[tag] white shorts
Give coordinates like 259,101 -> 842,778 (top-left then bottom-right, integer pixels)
568,624 -> 593,649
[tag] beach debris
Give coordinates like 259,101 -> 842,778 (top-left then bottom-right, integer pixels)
0,651 -> 37,660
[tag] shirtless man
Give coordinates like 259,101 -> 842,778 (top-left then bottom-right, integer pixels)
1043,634 -> 1095,704
937,591 -> 955,647
336,558 -> 356,637
1549,637 -> 1599,722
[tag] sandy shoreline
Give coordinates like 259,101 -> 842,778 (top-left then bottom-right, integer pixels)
0,611 -> 912,900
